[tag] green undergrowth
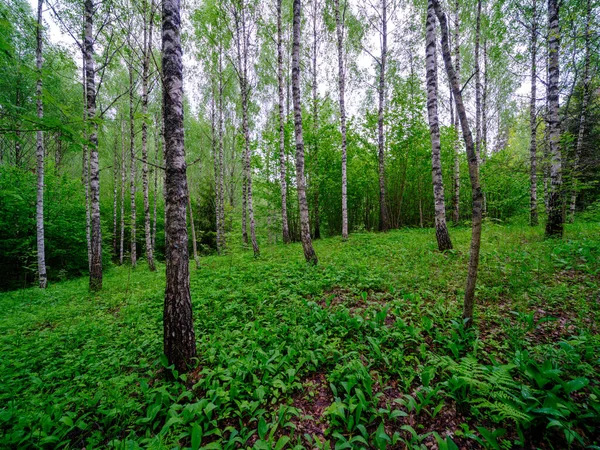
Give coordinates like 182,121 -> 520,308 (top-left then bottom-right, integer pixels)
1,223 -> 599,449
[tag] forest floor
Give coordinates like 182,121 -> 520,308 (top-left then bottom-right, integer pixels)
1,222 -> 599,449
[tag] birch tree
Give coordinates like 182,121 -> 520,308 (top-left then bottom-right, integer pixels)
162,0 -> 197,372
35,0 -> 47,288
292,0 -> 318,264
425,0 -> 452,252
544,0 -> 563,238
432,0 -> 483,324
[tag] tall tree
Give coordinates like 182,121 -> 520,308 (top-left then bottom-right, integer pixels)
568,0 -> 591,222
35,0 -> 47,289
233,0 -> 259,257
425,0 -> 453,252
311,0 -> 321,239
129,61 -> 137,267
529,0 -> 539,226
433,0 -> 483,324
292,0 -> 318,264
120,118 -> 126,264
85,0 -> 102,291
334,0 -> 348,240
377,0 -> 389,232
544,0 -> 563,238
141,0 -> 156,270
277,0 -> 290,244
162,0 -> 197,372
475,0 -> 482,163
452,0 -> 460,224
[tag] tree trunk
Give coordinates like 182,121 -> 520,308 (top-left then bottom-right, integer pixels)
85,0 -> 102,291
129,65 -> 137,267
334,0 -> 348,240
162,0 -> 197,373
292,0 -> 318,264
141,1 -> 156,271
152,121 -> 159,251
217,46 -> 226,253
377,0 -> 389,232
311,0 -> 321,240
452,0 -> 460,225
475,0 -> 482,163
482,38 -> 488,161
235,2 -> 259,257
112,136 -> 119,257
433,0 -> 483,325
82,55 -> 91,272
36,0 -> 47,289
544,0 -> 563,238
277,0 -> 291,244
529,0 -> 539,226
425,0 -> 453,252
120,118 -> 126,265
568,0 -> 591,223
188,193 -> 199,269
212,87 -> 221,253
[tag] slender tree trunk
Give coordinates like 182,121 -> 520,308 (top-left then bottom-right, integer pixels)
425,0 -> 452,252
277,0 -> 291,244
235,2 -> 259,257
141,1 -> 156,271
545,0 -> 563,238
433,0 -> 483,324
292,0 -> 318,264
188,193 -> 199,269
217,45 -> 226,253
112,137 -> 119,257
568,0 -> 591,223
475,0 -> 482,164
529,0 -> 539,226
129,65 -> 137,266
452,0 -> 460,225
85,0 -> 102,290
377,0 -> 389,232
162,0 -> 196,373
82,56 -> 91,271
152,122 -> 159,251
334,0 -> 348,240
212,87 -> 221,253
482,38 -> 488,160
311,0 -> 321,240
120,119 -> 126,264
35,0 -> 47,289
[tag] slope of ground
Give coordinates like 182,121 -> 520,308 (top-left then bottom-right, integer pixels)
1,223 -> 599,449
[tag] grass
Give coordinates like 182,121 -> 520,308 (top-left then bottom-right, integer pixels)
1,222 -> 599,449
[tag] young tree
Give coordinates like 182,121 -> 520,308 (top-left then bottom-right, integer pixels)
35,0 -> 47,288
276,0 -> 290,244
377,0 -> 389,231
162,0 -> 197,372
334,0 -> 348,240
425,0 -> 452,252
544,0 -> 563,238
568,0 -> 591,222
232,0 -> 259,257
120,118 -> 126,264
141,0 -> 156,270
128,62 -> 137,267
85,0 -> 102,291
292,0 -> 318,264
529,0 -> 539,226
452,0 -> 460,224
432,0 -> 483,324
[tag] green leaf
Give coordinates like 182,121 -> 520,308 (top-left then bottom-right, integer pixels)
191,423 -> 202,450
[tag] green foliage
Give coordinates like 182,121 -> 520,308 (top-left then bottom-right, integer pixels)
0,165 -> 89,290
1,225 -> 599,448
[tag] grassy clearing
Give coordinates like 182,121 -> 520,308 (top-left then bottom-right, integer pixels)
1,223 -> 599,449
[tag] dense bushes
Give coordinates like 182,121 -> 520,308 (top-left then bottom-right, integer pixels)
0,165 -> 89,290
